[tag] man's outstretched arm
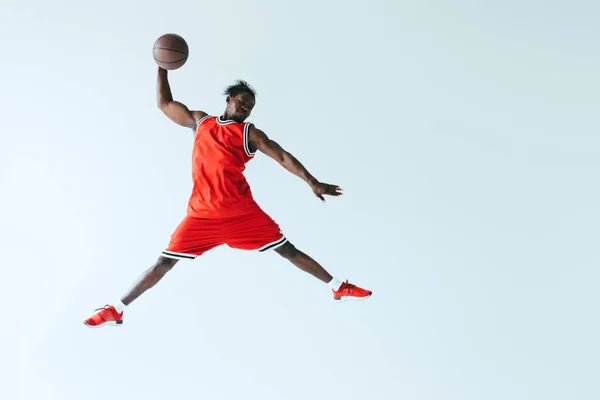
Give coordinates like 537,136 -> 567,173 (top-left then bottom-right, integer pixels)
157,67 -> 207,131
248,125 -> 343,202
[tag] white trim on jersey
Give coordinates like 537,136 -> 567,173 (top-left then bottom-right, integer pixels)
257,236 -> 288,252
196,115 -> 212,129
244,123 -> 256,157
216,116 -> 237,125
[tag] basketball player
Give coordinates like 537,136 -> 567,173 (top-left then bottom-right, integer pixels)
84,68 -> 372,327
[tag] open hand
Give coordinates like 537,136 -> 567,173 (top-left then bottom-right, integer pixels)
311,181 -> 343,202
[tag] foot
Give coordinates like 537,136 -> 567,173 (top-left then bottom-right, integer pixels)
332,280 -> 372,301
84,305 -> 123,328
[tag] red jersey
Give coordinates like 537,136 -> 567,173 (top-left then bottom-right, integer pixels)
186,115 -> 258,218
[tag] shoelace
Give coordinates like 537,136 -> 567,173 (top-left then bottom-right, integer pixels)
94,305 -> 112,313
341,280 -> 355,293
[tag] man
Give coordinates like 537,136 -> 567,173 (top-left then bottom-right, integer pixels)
84,68 -> 372,328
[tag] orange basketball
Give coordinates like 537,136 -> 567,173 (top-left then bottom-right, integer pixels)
153,33 -> 189,70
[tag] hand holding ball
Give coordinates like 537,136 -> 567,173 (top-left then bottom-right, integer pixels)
153,33 -> 188,70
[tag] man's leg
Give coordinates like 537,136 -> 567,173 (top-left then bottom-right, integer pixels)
274,241 -> 372,301
274,241 -> 333,283
84,215 -> 222,328
84,256 -> 180,328
222,208 -> 372,301
121,256 -> 179,305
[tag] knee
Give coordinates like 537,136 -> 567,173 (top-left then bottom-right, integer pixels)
155,256 -> 178,272
275,242 -> 299,260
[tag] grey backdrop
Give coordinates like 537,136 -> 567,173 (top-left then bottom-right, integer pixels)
1,1 -> 598,399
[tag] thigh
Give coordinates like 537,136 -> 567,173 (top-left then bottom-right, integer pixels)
162,215 -> 224,260
223,209 -> 288,252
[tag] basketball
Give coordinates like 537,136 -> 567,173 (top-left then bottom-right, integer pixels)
153,33 -> 189,70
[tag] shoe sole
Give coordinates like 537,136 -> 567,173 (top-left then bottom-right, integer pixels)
83,320 -> 123,328
334,292 -> 373,302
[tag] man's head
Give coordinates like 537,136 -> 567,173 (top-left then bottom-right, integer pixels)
223,80 -> 256,123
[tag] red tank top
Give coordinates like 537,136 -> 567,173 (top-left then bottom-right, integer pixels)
186,115 -> 258,218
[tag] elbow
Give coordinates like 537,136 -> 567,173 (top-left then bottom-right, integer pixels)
278,151 -> 290,165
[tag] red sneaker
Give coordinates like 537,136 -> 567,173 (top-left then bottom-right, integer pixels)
332,280 -> 372,301
84,305 -> 123,328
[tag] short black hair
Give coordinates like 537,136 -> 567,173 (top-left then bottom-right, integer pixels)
223,80 -> 256,99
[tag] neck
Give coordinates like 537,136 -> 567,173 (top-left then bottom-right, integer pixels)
221,113 -> 244,123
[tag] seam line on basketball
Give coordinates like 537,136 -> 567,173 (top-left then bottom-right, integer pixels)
153,47 -> 187,55
154,59 -> 187,64
169,35 -> 189,49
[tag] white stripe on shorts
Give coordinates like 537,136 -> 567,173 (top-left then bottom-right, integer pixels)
161,250 -> 197,260
257,236 -> 288,252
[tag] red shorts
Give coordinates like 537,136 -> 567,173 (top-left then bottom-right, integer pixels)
161,209 -> 287,260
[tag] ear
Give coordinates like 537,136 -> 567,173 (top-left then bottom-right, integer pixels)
226,95 -> 232,103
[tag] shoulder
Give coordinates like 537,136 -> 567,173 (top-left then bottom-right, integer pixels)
191,114 -> 214,137
196,114 -> 215,127
191,111 -> 211,129
246,123 -> 267,140
191,110 -> 209,121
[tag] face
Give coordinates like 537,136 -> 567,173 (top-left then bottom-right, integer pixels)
226,92 -> 255,122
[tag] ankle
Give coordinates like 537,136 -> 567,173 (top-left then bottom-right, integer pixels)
114,300 -> 127,313
327,278 -> 343,291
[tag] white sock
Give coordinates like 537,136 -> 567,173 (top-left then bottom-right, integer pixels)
114,300 -> 127,313
327,278 -> 343,291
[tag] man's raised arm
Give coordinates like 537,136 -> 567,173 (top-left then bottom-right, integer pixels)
157,67 -> 207,131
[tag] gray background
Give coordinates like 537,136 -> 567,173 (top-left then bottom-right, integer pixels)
1,1 -> 598,399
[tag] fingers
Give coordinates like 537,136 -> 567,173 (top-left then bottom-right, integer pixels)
324,184 -> 343,196
323,183 -> 341,190
314,183 -> 343,202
